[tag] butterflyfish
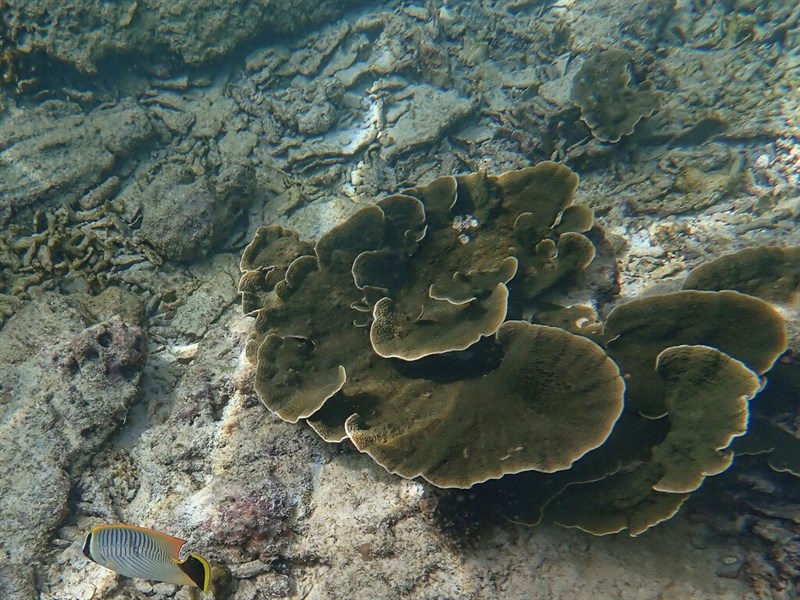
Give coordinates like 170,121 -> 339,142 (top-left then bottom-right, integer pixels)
82,524 -> 210,592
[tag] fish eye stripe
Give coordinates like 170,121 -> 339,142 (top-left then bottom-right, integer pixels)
82,532 -> 93,559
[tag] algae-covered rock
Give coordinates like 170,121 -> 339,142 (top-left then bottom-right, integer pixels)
570,49 -> 663,143
1,0 -> 375,75
0,564 -> 35,599
379,84 -> 478,160
139,178 -> 219,262
0,295 -> 145,563
72,286 -> 147,326
0,100 -> 156,222
138,162 -> 254,262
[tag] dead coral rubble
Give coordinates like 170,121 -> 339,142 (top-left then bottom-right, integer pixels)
239,161 -> 790,536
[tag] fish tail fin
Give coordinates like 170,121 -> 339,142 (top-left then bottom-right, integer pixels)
177,553 -> 211,592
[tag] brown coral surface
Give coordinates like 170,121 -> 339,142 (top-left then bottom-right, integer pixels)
240,162 -> 790,540
570,48 -> 663,143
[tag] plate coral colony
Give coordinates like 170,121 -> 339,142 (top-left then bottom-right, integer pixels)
239,161 -> 797,537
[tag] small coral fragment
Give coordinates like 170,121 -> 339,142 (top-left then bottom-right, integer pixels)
570,49 -> 663,143
533,303 -> 603,338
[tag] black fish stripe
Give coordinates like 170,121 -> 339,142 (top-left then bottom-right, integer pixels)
138,532 -> 166,573
121,528 -> 144,572
100,527 -> 110,555
158,534 -> 172,561
145,531 -> 159,560
118,526 -> 129,556
106,529 -> 118,565
99,527 -> 115,563
114,528 -> 139,573
123,529 -> 148,573
100,528 -> 155,576
139,530 -> 173,571
146,530 -> 169,565
124,552 -> 160,575
119,526 -> 129,554
125,529 -> 164,574
127,549 -> 158,575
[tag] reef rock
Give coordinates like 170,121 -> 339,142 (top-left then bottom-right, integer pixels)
0,564 -> 35,599
0,294 -> 146,563
138,162 -> 255,262
379,84 -> 477,161
0,100 -> 156,223
1,0 -> 376,75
